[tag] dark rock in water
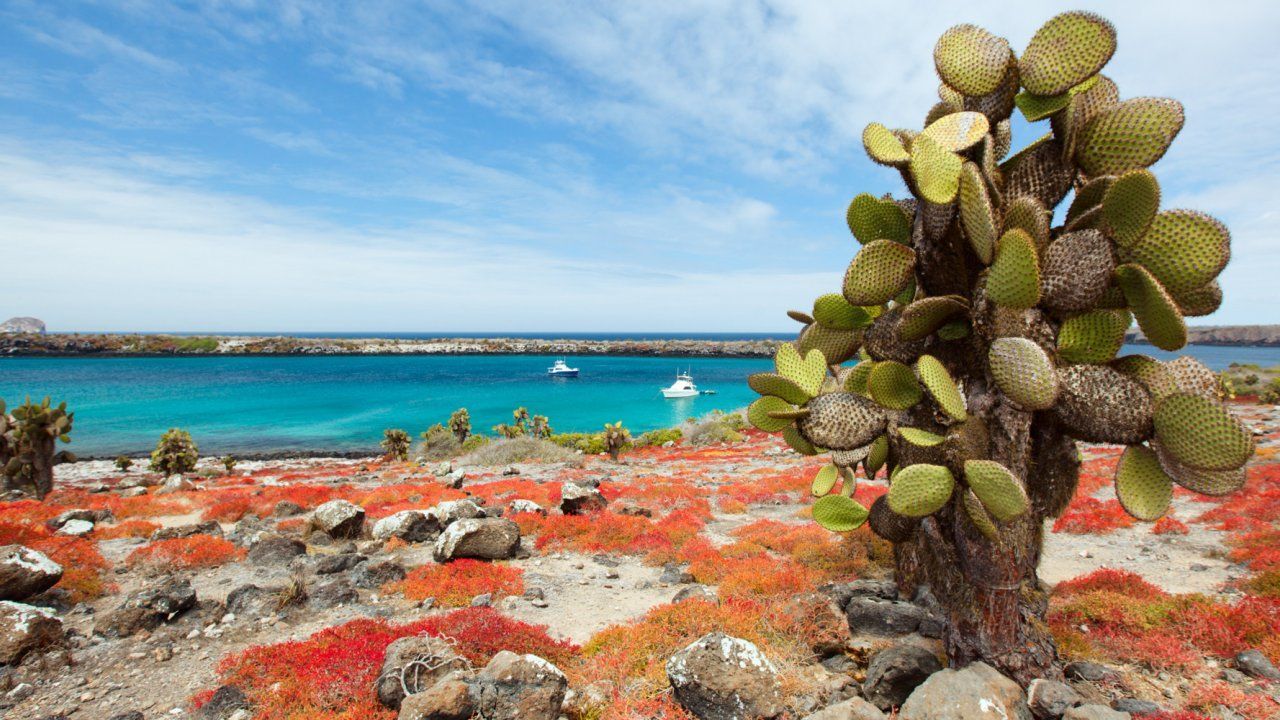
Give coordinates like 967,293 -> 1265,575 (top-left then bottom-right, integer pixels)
862,643 -> 942,711
0,317 -> 45,335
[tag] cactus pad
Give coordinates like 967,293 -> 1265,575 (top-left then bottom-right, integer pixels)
986,229 -> 1042,308
783,426 -> 818,456
963,460 -> 1030,522
1172,281 -> 1223,317
958,162 -> 998,263
865,434 -> 890,475
1057,309 -> 1131,364
916,354 -> 968,421
1151,440 -> 1247,497
1003,195 -> 1051,252
811,464 -> 840,496
1014,89 -> 1072,123
1129,210 -> 1230,295
862,123 -> 910,166
844,360 -> 874,395
899,296 -> 969,342
1054,364 -> 1155,444
1040,229 -> 1115,314
1114,445 -> 1173,521
963,489 -> 1001,541
812,494 -> 869,532
847,193 -> 912,245
934,24 -> 1012,96
1111,355 -> 1179,402
1102,169 -> 1160,248
888,464 -> 956,517
814,293 -> 872,331
1019,11 -> 1116,95
1067,176 -> 1114,224
747,372 -> 813,406
988,337 -> 1058,410
909,134 -> 964,204
795,392 -> 887,451
1115,263 -> 1187,351
868,494 -> 918,542
798,323 -> 860,366
748,396 -> 796,432
1153,393 -> 1254,471
868,361 -> 924,410
900,427 -> 947,447
1166,356 -> 1219,398
1002,135 -> 1073,210
844,239 -> 917,306
921,111 -> 991,153
774,343 -> 827,396
1077,98 -> 1185,176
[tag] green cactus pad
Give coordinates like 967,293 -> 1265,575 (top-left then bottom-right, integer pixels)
868,495 -> 918,542
813,293 -> 872,331
795,392 -> 888,451
964,460 -> 1030,522
1001,134 -> 1073,211
1166,356 -> 1219,398
916,355 -> 967,421
748,396 -> 796,432
1172,281 -> 1223,318
1077,98 -> 1185,176
862,123 -> 910,166
958,162 -> 998,264
888,463 -> 956,517
1040,229 -> 1115,314
1014,89 -> 1071,123
939,83 -> 965,106
1111,355 -> 1179,403
909,134 -> 964,205
844,360 -> 874,395
963,489 -> 1001,541
1153,393 -> 1254,471
937,321 -> 971,341
1151,440 -> 1247,497
1067,176 -> 1114,224
843,239 -> 917,306
787,310 -> 815,325
812,494 -> 869,532
1129,210 -> 1231,295
899,296 -> 969,342
1057,309 -> 1132,364
811,464 -> 840,496
1115,263 -> 1187,351
934,24 -> 1012,96
1057,74 -> 1119,158
992,119 -> 1013,159
921,111 -> 990,153
774,343 -> 827,397
1102,169 -> 1161,248
783,426 -> 819,456
1113,445 -> 1173,521
864,434 -> 890,476
900,428 -> 946,448
1019,11 -> 1116,96
1003,195 -> 1051,252
988,337 -> 1059,410
1054,364 -> 1155,444
868,361 -> 924,410
747,372 -> 813,406
846,193 -> 912,245
797,323 -> 861,366
986,229 -> 1042,308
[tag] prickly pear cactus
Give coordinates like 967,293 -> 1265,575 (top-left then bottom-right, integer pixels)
1,397 -> 76,500
381,428 -> 411,461
150,428 -> 199,478
448,408 -> 471,443
748,12 -> 1249,682
603,421 -> 631,462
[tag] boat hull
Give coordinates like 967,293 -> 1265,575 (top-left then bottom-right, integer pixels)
548,370 -> 579,377
661,389 -> 698,398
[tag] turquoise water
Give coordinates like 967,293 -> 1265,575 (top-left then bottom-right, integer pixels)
2,344 -> 1276,456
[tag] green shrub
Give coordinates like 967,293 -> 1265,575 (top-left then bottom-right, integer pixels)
221,455 -> 237,474
548,432 -> 608,455
175,337 -> 218,352
381,428 -> 411,461
448,408 -> 471,443
461,434 -> 491,453
150,428 -> 198,477
114,455 -> 133,473
604,421 -> 631,462
685,411 -> 747,446
417,423 -> 462,461
636,427 -> 683,447
463,436 -> 578,466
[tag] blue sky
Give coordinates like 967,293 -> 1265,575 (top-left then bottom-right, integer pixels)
1,1 -> 1276,333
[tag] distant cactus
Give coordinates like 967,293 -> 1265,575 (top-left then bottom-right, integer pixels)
1,397 -> 76,499
115,455 -> 133,473
512,407 -> 531,433
448,408 -> 471,444
603,421 -> 630,462
221,455 -> 238,474
150,428 -> 198,478
747,12 -> 1249,682
531,415 -> 553,439
381,428 -> 411,461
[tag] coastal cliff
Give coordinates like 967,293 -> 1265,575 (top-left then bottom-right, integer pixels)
1126,325 -> 1280,348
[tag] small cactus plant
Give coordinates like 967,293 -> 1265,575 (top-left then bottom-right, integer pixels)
531,415 -> 553,439
381,428 -> 411,462
1,397 -> 76,499
747,12 -> 1250,682
603,421 -> 630,462
221,455 -> 238,474
150,428 -> 198,478
115,455 -> 134,473
448,408 -> 471,444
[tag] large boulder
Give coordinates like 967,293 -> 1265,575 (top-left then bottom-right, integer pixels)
433,519 -> 520,562
398,672 -> 474,720
1235,649 -> 1280,680
559,482 -> 607,515
376,635 -> 468,710
47,508 -> 112,530
247,535 -> 306,566
1062,706 -> 1129,720
862,643 -> 942,711
782,593 -> 852,657
0,317 -> 45,334
846,597 -> 929,637
373,511 -> 440,543
802,697 -> 888,720
1027,679 -> 1083,720
427,500 -> 482,528
899,662 -> 1032,720
471,651 -> 568,720
96,578 -> 197,638
666,632 -> 783,720
0,601 -> 62,664
311,500 -> 365,539
0,545 -> 63,601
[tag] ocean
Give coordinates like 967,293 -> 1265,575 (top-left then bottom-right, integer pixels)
1,344 -> 1276,456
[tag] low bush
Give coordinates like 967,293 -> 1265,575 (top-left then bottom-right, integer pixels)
549,431 -> 607,455
462,436 -> 579,466
635,427 -> 683,447
127,535 -> 245,570
415,423 -> 461,461
684,411 -> 746,446
386,559 -> 524,607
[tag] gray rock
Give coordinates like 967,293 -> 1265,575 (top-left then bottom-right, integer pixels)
273,501 -> 304,517
376,634 -> 467,710
899,662 -> 1032,720
309,579 -> 358,609
352,561 -> 407,589
0,601 -> 62,664
660,563 -> 696,584
96,578 -> 196,637
152,520 -> 223,541
1220,668 -> 1251,684
248,535 -> 306,566
666,632 -> 783,720
314,553 -> 366,575
427,500 -> 482,528
372,510 -> 439,543
1062,705 -> 1129,720
559,482 -> 607,515
311,499 -> 365,539
1064,662 -> 1116,683
471,651 -> 569,720
672,584 -> 717,604
226,585 -> 280,617
156,476 -> 195,494
397,671 -> 474,720
0,317 -> 45,334
1027,679 -> 1082,720
0,545 -> 62,601
506,499 -> 545,516
1110,698 -> 1161,715
433,518 -> 520,561
55,518 -> 94,536
47,508 -> 112,530
196,685 -> 251,720
802,697 -> 888,720
1235,649 -> 1280,680
846,597 -> 927,636
862,643 -> 942,711
107,713 -> 144,720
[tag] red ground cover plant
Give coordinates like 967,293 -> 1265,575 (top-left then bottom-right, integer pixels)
95,519 -> 161,540
386,559 -> 523,607
205,609 -> 576,720
513,508 -> 706,565
1151,516 -> 1189,535
1052,497 -> 1136,534
1186,680 -> 1278,720
0,522 -> 112,602
127,536 -> 245,570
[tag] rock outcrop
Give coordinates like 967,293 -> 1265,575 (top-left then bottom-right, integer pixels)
666,632 -> 783,720
0,317 -> 45,335
0,545 -> 63,601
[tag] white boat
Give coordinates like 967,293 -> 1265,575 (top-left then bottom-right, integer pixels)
661,372 -> 699,398
547,358 -> 580,377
